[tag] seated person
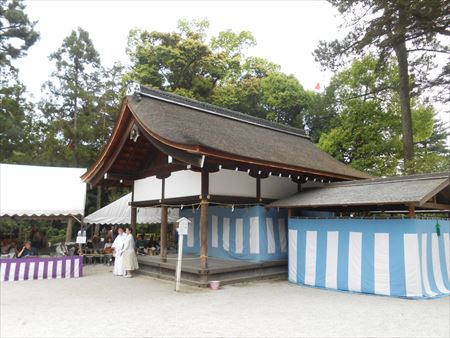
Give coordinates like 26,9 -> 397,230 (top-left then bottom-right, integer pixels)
86,240 -> 94,249
92,235 -> 101,249
5,241 -> 17,258
136,234 -> 144,248
17,241 -> 38,258
1,240 -> 11,255
55,240 -> 69,256
69,244 -> 80,256
103,237 -> 113,254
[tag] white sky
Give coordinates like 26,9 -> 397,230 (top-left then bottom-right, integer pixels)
16,0 -> 340,97
14,0 -> 449,131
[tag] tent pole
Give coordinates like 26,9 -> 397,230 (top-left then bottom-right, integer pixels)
66,217 -> 74,242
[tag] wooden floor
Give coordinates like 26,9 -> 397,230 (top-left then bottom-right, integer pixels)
137,253 -> 288,287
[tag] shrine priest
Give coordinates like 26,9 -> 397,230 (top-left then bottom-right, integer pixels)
112,227 -> 127,276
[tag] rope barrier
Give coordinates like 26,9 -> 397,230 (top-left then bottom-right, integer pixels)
144,255 -> 287,263
148,201 -> 265,210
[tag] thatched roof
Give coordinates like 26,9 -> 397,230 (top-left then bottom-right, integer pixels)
268,172 -> 450,210
127,85 -> 369,180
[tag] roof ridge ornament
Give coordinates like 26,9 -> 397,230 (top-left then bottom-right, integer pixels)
127,82 -> 141,98
130,124 -> 140,142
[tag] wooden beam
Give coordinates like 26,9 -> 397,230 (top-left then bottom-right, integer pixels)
209,195 -> 275,204
136,163 -> 185,180
130,196 -> 200,207
130,194 -> 277,208
200,200 -> 209,269
418,178 -> 450,206
136,123 -> 205,167
90,114 -> 135,186
195,145 -> 362,181
81,102 -> 132,185
160,205 -> 168,262
418,202 -> 450,211
102,173 -> 133,185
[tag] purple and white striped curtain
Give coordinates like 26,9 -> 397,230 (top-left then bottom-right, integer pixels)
0,256 -> 83,282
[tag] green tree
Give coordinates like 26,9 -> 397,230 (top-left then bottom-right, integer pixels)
0,68 -> 37,163
319,99 -> 402,176
302,85 -> 338,143
39,27 -> 103,167
413,115 -> 450,173
127,20 -> 314,129
260,73 -> 310,126
0,0 -> 39,68
0,0 -> 39,163
314,0 -> 450,172
318,55 -> 449,176
126,19 -> 222,99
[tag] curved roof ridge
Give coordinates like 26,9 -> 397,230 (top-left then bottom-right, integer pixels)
136,84 -> 310,139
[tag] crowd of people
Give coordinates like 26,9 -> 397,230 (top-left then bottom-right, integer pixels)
1,225 -> 141,278
1,226 -> 50,258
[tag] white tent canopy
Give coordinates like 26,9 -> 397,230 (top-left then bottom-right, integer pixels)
84,193 -> 179,225
0,164 -> 87,217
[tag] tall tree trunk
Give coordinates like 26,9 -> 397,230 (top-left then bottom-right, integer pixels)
73,62 -> 79,166
393,5 -> 415,173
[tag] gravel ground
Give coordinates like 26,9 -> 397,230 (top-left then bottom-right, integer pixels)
1,265 -> 449,338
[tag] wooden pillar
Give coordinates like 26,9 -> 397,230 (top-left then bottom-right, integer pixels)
200,200 -> 209,269
66,217 -> 74,242
160,205 -> 168,262
131,207 -> 137,234
256,177 -> 261,202
408,204 -> 416,218
288,208 -> 293,218
200,170 -> 209,269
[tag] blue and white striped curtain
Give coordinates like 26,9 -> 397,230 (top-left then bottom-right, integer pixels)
180,206 -> 288,261
288,218 -> 450,298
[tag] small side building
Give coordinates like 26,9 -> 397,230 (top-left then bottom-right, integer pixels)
269,173 -> 450,298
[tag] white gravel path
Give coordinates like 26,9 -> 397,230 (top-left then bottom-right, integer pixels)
1,265 -> 449,338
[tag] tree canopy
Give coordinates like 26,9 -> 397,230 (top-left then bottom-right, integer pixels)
126,19 -> 313,128
318,55 -> 449,176
0,0 -> 38,163
314,0 -> 450,172
0,0 -> 38,68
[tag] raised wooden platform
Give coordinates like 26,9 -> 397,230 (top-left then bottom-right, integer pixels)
137,254 -> 288,287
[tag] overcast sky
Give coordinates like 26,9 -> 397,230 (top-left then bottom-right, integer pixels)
16,0 -> 342,97
14,0 -> 449,130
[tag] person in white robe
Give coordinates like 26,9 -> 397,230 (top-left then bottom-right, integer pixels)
112,227 -> 127,276
55,240 -> 68,256
122,227 -> 139,278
